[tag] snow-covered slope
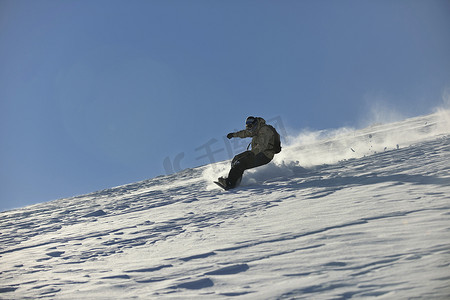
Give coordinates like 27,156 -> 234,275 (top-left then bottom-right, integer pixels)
1,111 -> 450,299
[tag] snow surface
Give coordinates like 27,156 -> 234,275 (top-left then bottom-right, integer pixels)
1,110 -> 450,299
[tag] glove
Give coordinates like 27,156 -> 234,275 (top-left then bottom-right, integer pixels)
227,133 -> 234,139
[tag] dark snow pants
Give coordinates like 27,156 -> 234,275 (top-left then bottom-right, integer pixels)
227,151 -> 272,188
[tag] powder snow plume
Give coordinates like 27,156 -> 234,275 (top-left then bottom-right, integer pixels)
276,109 -> 450,166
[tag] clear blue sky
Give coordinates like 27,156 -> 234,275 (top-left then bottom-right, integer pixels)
1,0 -> 449,211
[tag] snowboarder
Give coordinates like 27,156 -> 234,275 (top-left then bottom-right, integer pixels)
216,116 -> 281,190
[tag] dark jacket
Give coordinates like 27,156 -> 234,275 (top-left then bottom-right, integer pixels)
231,117 -> 276,159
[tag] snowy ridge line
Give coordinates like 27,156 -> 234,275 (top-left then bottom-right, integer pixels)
1,131 -> 448,254
0,111 -> 449,299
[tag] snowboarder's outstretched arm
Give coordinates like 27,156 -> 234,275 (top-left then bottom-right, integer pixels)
227,129 -> 252,139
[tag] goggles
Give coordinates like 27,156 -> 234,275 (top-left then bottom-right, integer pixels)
246,118 -> 257,129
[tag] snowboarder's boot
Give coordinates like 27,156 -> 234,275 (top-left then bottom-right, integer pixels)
218,177 -> 231,188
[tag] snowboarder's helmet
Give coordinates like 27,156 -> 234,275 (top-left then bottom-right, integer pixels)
246,116 -> 257,130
